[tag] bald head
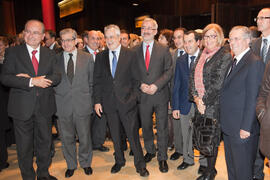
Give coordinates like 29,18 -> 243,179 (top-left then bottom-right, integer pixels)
257,8 -> 270,37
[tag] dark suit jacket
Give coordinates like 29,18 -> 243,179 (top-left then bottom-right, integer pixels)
251,37 -> 270,64
1,44 -> 61,120
93,46 -> 140,114
133,41 -> 173,103
54,50 -> 94,117
172,54 -> 192,115
52,42 -> 63,54
220,50 -> 265,137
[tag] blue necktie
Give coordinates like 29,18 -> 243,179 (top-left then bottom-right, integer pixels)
111,51 -> 117,78
178,50 -> 184,57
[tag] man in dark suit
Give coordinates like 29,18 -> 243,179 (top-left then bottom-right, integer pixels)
54,28 -> 94,178
133,18 -> 173,173
44,30 -> 63,54
169,27 -> 186,161
93,24 -> 149,177
251,8 -> 270,180
84,30 -> 109,152
173,30 -> 207,173
1,20 -> 61,180
220,26 -> 265,180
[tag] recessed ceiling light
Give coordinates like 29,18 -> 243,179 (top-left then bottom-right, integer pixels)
132,3 -> 139,6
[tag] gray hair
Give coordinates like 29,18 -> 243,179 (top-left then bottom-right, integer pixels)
25,19 -> 45,33
59,28 -> 77,39
229,26 -> 251,40
142,18 -> 158,30
104,24 -> 121,36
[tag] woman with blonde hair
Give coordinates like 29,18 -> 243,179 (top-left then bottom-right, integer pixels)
190,24 -> 232,180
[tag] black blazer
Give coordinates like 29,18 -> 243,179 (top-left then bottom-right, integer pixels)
1,44 -> 61,120
93,46 -> 140,114
220,50 -> 265,136
190,46 -> 232,119
251,37 -> 270,64
133,41 -> 173,103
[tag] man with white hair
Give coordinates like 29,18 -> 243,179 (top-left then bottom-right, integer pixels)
220,26 -> 265,180
93,24 -> 149,177
133,17 -> 173,173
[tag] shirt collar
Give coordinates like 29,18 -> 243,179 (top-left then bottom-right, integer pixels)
86,46 -> 98,55
26,44 -> 40,53
234,47 -> 250,64
109,45 -> 121,55
49,42 -> 55,50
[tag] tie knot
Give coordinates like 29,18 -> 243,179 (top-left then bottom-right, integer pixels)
146,45 -> 150,49
69,53 -> 73,57
32,50 -> 37,55
112,51 -> 116,55
190,56 -> 196,61
179,50 -> 184,57
263,39 -> 268,44
94,51 -> 97,55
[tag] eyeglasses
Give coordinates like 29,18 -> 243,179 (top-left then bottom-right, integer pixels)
254,16 -> 270,22
61,38 -> 75,43
141,27 -> 157,31
228,37 -> 244,43
203,35 -> 217,40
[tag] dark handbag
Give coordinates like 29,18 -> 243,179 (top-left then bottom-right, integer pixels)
192,114 -> 219,156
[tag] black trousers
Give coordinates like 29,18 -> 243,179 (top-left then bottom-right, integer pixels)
106,107 -> 146,170
91,112 -> 107,148
13,107 -> 52,180
0,129 -> 8,170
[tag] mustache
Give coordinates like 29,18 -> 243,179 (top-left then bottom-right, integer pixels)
143,32 -> 151,36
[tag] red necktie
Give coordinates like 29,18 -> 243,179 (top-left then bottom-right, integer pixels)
94,51 -> 97,55
32,50 -> 39,75
145,45 -> 150,70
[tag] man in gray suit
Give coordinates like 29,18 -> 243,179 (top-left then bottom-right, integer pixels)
133,18 -> 173,173
169,27 -> 187,161
54,28 -> 94,178
251,7 -> 270,180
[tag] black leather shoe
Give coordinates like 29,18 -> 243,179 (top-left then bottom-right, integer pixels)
37,175 -> 58,180
158,160 -> 168,173
65,169 -> 75,178
253,178 -> 264,180
196,169 -> 217,180
144,153 -> 156,163
198,165 -> 207,174
111,163 -> 125,173
129,150 -> 134,156
83,167 -> 92,175
136,167 -> 149,177
0,162 -> 9,170
177,162 -> 194,170
93,145 -> 109,152
170,152 -> 182,160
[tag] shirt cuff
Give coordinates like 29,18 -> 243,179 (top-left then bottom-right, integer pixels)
29,78 -> 34,87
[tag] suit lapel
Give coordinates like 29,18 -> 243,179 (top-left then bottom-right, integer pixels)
104,49 -> 112,78
114,47 -> 125,79
225,50 -> 250,84
38,47 -> 47,76
137,43 -> 147,73
148,41 -> 158,72
59,52 -> 71,86
20,44 -> 36,76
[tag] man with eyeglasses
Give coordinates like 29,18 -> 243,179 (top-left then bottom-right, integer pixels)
133,17 -> 173,173
251,7 -> 270,180
44,30 -> 63,54
54,28 -> 94,178
1,19 -> 61,180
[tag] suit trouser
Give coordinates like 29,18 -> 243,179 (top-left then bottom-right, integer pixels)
139,101 -> 168,161
179,104 -> 207,166
172,117 -> 183,154
106,107 -> 146,170
58,114 -> 92,170
253,143 -> 265,179
0,128 -> 8,169
13,109 -> 52,180
223,133 -> 258,180
91,112 -> 107,148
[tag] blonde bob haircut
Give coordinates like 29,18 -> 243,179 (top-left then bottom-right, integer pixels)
203,23 -> 224,47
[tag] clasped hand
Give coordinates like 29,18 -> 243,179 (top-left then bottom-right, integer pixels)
16,73 -> 52,88
140,83 -> 158,95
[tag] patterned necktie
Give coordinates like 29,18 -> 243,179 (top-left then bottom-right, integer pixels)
190,56 -> 196,69
111,51 -> 117,78
261,39 -> 268,63
178,50 -> 184,57
31,50 -> 39,75
67,53 -> 74,83
227,58 -> 237,77
145,45 -> 150,70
